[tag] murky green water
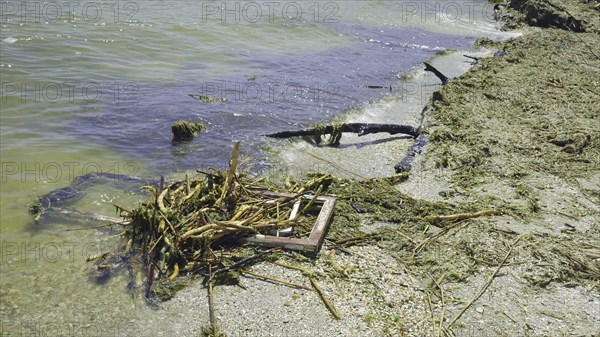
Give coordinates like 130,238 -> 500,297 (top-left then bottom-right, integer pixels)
1,1 -> 502,335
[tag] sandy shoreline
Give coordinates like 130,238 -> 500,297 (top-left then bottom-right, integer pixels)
136,1 -> 599,336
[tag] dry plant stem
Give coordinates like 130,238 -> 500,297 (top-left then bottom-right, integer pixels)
425,210 -> 501,223
217,141 -> 240,207
428,273 -> 446,337
209,248 -> 280,279
306,151 -> 368,180
273,261 -> 340,319
157,186 -> 170,214
208,264 -> 218,337
413,220 -> 469,255
574,33 -> 600,60
240,269 -> 313,291
65,221 -> 124,231
309,276 -> 341,320
446,236 -> 522,331
168,263 -> 179,281
274,261 -> 313,276
301,185 -> 323,213
335,234 -> 374,245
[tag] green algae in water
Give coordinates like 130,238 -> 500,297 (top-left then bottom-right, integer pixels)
171,120 -> 206,141
188,94 -> 228,103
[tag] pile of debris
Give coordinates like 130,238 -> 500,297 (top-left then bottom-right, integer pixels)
100,142 -> 335,298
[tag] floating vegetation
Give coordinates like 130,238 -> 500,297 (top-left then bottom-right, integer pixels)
188,94 -> 228,103
171,120 -> 206,141
28,202 -> 43,222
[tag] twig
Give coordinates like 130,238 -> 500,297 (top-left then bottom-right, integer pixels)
65,221 -> 124,231
207,248 -> 280,280
305,151 -> 368,180
207,264 -> 218,337
309,276 -> 341,320
217,141 -> 240,207
413,220 -> 469,255
425,210 -> 502,223
274,261 -> 339,319
240,269 -> 313,291
301,185 -> 323,213
335,234 -> 374,245
426,292 -> 435,321
274,261 -> 313,276
574,29 -> 600,60
424,62 -> 449,84
428,273 -> 446,337
503,311 -> 518,324
446,237 -> 521,330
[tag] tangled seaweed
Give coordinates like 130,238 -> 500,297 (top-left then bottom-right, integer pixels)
103,143 -> 334,301
171,120 -> 206,141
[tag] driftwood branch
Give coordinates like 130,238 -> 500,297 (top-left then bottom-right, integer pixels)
424,62 -> 449,85
265,123 -> 420,141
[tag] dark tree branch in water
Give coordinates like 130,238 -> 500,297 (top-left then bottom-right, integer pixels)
424,62 -> 449,85
265,123 -> 420,145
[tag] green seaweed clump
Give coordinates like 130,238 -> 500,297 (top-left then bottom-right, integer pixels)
189,94 -> 228,103
28,202 -> 43,222
311,123 -> 344,146
171,120 -> 206,141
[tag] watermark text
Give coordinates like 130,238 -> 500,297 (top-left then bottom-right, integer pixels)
200,1 -> 340,23
1,81 -> 140,104
0,1 -> 139,24
1,161 -> 140,183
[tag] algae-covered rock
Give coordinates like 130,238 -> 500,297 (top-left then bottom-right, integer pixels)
171,120 -> 206,141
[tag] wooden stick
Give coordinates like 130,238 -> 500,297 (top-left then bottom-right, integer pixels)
446,237 -> 521,330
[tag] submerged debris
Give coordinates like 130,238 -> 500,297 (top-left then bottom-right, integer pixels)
188,94 -> 228,103
171,120 -> 206,141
